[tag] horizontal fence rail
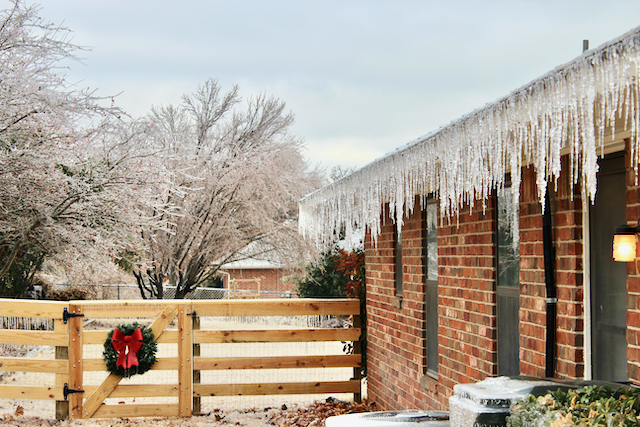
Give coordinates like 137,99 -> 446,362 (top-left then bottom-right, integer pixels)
0,298 -> 361,420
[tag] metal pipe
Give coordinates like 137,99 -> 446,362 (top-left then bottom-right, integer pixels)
543,188 -> 557,378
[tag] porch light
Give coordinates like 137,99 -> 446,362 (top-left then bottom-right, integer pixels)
613,224 -> 639,262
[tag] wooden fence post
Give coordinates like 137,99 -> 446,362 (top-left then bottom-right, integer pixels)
54,318 -> 69,420
178,303 -> 193,417
192,308 -> 201,415
67,304 -> 83,419
352,313 -> 362,403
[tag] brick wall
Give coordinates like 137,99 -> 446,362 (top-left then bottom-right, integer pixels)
365,155 -> 593,412
437,196 -> 496,393
518,161 -> 586,379
518,166 -> 548,377
366,197 -> 497,411
366,203 -> 437,410
552,157 -> 586,379
625,142 -> 640,383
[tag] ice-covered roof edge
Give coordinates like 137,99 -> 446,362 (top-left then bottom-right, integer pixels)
299,26 -> 640,248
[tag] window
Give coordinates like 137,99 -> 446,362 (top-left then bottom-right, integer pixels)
424,201 -> 438,377
394,222 -> 403,297
496,186 -> 520,376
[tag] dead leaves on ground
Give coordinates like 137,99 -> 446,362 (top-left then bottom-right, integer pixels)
268,399 -> 376,427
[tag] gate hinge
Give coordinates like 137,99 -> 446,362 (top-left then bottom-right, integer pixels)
63,307 -> 85,324
63,383 -> 84,400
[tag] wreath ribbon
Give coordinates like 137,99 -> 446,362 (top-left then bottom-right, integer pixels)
111,327 -> 143,369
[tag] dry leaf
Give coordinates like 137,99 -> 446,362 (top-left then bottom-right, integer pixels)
14,405 -> 23,416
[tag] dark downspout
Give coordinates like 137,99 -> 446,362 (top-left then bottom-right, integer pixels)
543,188 -> 557,378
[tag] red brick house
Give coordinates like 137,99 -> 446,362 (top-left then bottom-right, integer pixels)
219,259 -> 298,298
299,27 -> 640,411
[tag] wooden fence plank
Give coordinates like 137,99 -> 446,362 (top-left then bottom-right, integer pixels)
83,329 -> 179,345
192,299 -> 360,317
83,384 -> 180,398
178,303 -> 193,417
92,404 -> 180,419
194,354 -> 361,370
83,357 -> 179,372
78,305 -> 165,319
72,300 -> 184,319
0,357 -> 67,373
0,330 -> 67,346
194,328 -> 361,343
0,299 -> 67,319
0,385 -> 63,400
194,380 -> 361,397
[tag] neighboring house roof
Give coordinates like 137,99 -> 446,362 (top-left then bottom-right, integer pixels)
221,258 -> 282,269
299,26 -> 640,247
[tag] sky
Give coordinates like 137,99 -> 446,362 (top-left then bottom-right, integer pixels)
32,0 -> 640,172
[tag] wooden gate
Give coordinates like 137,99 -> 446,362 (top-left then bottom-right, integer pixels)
0,298 -> 362,420
67,302 -> 193,419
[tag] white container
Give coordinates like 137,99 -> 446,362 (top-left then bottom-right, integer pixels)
325,410 -> 450,427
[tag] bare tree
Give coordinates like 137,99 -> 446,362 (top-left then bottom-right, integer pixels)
130,79 -> 322,299
0,1 -> 154,288
330,165 -> 356,182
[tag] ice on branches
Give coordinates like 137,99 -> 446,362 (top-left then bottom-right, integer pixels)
299,26 -> 640,247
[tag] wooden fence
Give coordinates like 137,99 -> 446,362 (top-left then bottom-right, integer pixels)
0,298 -> 361,420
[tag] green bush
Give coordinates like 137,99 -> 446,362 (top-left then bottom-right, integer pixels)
508,385 -> 640,427
296,249 -> 349,298
0,245 -> 45,298
296,246 -> 367,378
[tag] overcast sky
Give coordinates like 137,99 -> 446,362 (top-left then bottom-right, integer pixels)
34,0 -> 640,172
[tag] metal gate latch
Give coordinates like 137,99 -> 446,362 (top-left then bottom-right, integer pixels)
63,383 -> 84,400
63,307 -> 85,324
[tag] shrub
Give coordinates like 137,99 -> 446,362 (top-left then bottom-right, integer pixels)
296,249 -> 348,298
508,385 -> 640,427
296,246 -> 367,377
0,245 -> 45,298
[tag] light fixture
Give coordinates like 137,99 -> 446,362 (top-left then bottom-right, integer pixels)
613,224 -> 639,262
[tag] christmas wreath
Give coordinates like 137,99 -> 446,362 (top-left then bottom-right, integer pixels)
103,322 -> 157,378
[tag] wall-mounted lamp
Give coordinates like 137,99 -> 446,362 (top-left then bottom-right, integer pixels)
613,224 -> 639,262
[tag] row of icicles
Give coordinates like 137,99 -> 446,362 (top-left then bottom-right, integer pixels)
299,26 -> 640,248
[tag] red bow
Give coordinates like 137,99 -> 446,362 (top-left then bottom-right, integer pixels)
111,328 -> 143,370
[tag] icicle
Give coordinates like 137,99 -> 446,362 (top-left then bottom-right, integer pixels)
299,26 -> 640,247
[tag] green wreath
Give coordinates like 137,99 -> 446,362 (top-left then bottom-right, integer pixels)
103,322 -> 157,378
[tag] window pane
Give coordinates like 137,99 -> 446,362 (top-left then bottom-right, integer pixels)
496,186 -> 520,376
497,187 -> 519,288
395,223 -> 403,296
425,201 -> 438,376
426,203 -> 438,281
